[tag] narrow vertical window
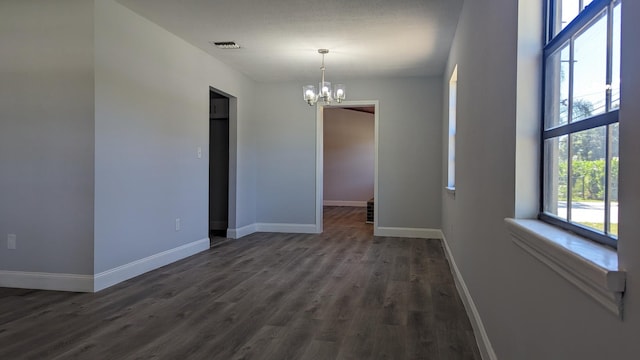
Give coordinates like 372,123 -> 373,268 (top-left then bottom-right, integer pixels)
447,65 -> 458,190
541,0 -> 620,247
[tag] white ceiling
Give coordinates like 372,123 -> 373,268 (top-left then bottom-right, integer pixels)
115,0 -> 463,83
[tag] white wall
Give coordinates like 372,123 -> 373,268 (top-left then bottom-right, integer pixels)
323,108 -> 374,204
0,0 -> 256,286
0,0 -> 95,274
94,0 -> 256,273
442,0 -> 640,358
254,77 -> 442,230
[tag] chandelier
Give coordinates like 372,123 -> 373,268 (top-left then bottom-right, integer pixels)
302,49 -> 346,106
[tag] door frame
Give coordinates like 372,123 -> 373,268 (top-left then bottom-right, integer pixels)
315,100 -> 379,234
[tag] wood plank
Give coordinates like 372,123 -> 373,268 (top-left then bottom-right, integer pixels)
119,301 -> 235,360
381,280 -> 409,326
361,251 -> 392,309
260,317 -> 320,360
425,238 -> 446,258
406,310 -> 439,359
407,273 -> 433,312
335,309 -> 381,360
427,257 -> 456,284
409,238 -> 429,275
433,281 -> 481,360
230,325 -> 286,360
299,340 -> 340,360
372,325 -> 407,360
391,255 -> 410,281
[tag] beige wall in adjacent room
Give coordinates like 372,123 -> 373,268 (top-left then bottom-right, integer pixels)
323,108 -> 374,204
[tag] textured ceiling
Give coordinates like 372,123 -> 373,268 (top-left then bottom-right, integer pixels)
115,0 -> 463,82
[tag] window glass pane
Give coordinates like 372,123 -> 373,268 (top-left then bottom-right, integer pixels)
611,2 -> 621,110
448,69 -> 457,188
545,45 -> 570,129
448,133 -> 455,185
558,0 -> 579,33
544,136 -> 568,219
570,126 -> 606,232
609,123 -> 619,236
554,0 -> 594,35
572,13 -> 607,122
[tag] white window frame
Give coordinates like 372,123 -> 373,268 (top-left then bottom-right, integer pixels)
540,0 -> 620,248
446,65 -> 458,193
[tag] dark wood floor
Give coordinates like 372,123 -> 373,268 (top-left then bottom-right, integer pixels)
0,207 -> 481,359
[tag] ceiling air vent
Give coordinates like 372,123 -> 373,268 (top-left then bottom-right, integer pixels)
210,41 -> 240,49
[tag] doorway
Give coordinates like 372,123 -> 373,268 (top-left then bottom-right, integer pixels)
316,100 -> 379,234
209,89 -> 229,239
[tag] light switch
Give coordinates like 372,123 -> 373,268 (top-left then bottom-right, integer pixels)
197,146 -> 202,159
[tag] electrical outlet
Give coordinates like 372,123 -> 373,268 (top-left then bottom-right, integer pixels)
7,234 -> 16,250
175,218 -> 181,231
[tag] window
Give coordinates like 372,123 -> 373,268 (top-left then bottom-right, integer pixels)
542,0 -> 621,248
447,65 -> 458,190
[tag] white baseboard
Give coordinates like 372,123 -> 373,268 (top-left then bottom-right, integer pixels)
228,224 -> 257,239
374,227 -> 443,239
323,200 -> 368,207
0,271 -> 93,292
441,232 -> 497,360
94,237 -> 210,292
256,223 -> 318,234
228,223 -> 318,238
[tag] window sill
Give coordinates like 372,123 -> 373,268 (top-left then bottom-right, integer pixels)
504,218 -> 625,318
445,186 -> 456,196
